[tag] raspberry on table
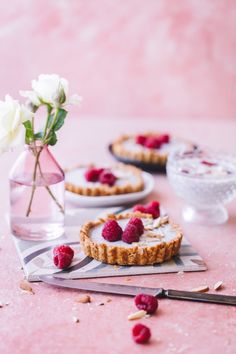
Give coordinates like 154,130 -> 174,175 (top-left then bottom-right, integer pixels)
122,223 -> 140,244
53,244 -> 74,258
85,168 -> 102,182
134,293 -> 158,314
132,323 -> 151,344
135,135 -> 147,146
128,217 -> 144,236
102,219 -> 123,242
53,245 -> 74,269
99,170 -> 117,186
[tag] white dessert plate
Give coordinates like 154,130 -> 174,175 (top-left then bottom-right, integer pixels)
65,172 -> 155,208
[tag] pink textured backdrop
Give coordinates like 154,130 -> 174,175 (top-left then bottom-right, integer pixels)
0,0 -> 236,120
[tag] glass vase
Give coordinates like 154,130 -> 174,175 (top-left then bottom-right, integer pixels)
9,142 -> 65,241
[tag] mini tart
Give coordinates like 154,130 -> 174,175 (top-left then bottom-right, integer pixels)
111,133 -> 193,166
65,163 -> 144,196
80,212 -> 183,265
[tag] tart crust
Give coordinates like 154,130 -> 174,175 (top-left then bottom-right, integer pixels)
65,163 -> 144,196
80,212 -> 183,265
111,133 -> 192,166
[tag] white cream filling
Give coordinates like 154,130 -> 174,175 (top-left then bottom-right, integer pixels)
66,167 -> 139,187
122,137 -> 188,156
89,218 -> 177,248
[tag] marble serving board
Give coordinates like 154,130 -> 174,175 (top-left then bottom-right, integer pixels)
13,207 -> 207,282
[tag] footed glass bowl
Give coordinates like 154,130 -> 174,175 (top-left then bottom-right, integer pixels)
166,148 -> 236,225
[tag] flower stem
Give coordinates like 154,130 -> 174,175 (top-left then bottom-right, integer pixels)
25,147 -> 42,217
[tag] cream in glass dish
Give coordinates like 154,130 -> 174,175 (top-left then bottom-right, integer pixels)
166,147 -> 236,225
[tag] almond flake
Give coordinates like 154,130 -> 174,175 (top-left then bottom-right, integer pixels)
191,285 -> 209,293
127,310 -> 147,321
20,280 -> 34,294
72,316 -> 80,323
214,281 -> 223,291
160,216 -> 169,225
75,295 -> 91,303
144,225 -> 154,231
153,218 -> 162,228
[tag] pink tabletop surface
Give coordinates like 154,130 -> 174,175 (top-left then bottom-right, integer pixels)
0,118 -> 236,354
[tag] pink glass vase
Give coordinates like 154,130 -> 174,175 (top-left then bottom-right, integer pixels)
9,142 -> 65,241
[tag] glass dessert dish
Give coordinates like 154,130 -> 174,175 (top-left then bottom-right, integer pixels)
166,148 -> 236,225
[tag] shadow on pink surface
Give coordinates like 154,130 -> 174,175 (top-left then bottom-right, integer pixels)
0,0 -> 236,120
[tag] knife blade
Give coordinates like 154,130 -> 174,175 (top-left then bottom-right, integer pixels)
40,275 -> 236,306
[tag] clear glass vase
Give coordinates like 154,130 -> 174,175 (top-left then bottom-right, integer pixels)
9,142 -> 65,241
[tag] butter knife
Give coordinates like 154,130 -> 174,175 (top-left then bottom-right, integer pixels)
40,275 -> 236,306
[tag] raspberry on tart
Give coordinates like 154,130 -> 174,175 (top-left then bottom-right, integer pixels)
80,212 -> 183,265
111,133 -> 194,168
102,220 -> 123,242
133,200 -> 160,219
65,163 -> 144,196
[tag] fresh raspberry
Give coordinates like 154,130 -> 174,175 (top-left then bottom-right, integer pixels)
99,170 -> 117,186
133,200 -> 160,219
53,245 -> 74,269
144,136 -> 162,149
133,204 -> 147,214
102,219 -> 123,242
158,134 -> 170,144
53,244 -> 74,258
136,135 -> 147,146
132,323 -> 151,344
85,168 -> 103,182
122,223 -> 140,244
135,293 -> 158,314
128,217 -> 144,236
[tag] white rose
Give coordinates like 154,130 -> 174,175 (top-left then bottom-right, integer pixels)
19,90 -> 41,107
0,95 -> 33,153
28,74 -> 82,108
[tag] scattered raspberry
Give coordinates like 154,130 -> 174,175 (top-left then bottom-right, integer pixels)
85,168 -> 103,182
102,219 -> 123,242
132,323 -> 151,344
99,170 -> 117,186
122,223 -> 140,244
135,293 -> 158,314
136,135 -> 147,145
133,200 -> 160,219
53,245 -> 74,269
144,136 -> 161,149
128,217 -> 144,236
53,244 -> 74,258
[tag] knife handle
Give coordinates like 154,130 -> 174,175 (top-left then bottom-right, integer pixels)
165,289 -> 236,306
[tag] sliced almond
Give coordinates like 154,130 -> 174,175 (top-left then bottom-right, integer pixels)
152,218 -> 162,228
72,316 -> 80,323
127,310 -> 147,321
144,225 -> 154,231
214,281 -> 223,291
160,216 -> 169,226
75,295 -> 91,303
20,280 -> 34,294
191,285 -> 209,293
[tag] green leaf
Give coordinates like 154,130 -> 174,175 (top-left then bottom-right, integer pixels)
53,108 -> 67,131
46,131 -> 57,146
23,120 -> 34,144
34,132 -> 43,140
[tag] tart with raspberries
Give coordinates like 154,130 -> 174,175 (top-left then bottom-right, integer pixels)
80,212 -> 183,265
110,133 -> 194,170
65,163 -> 144,196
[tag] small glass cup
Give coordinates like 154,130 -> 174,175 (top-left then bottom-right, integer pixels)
9,141 -> 65,240
166,147 -> 236,225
